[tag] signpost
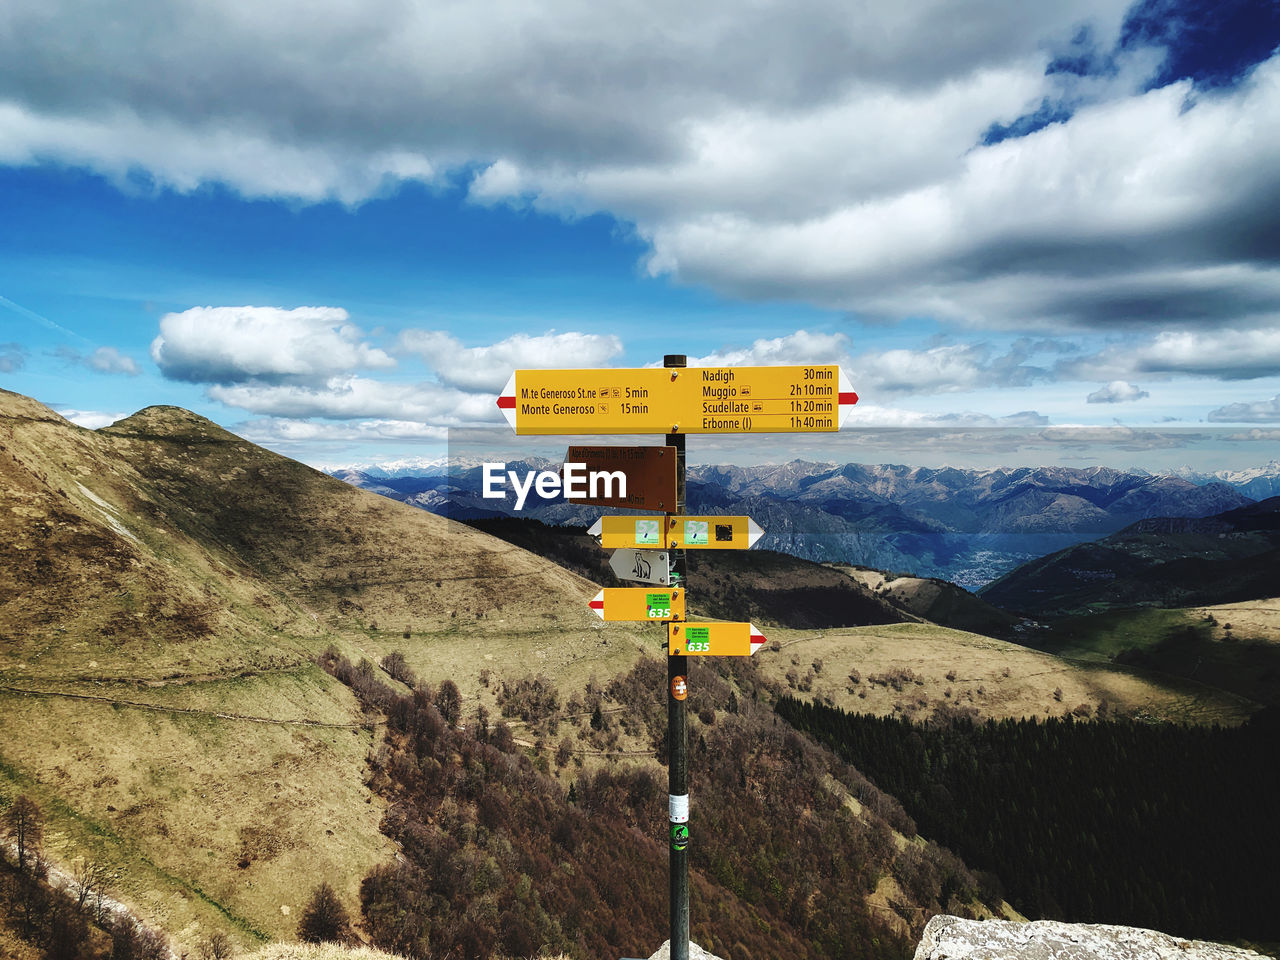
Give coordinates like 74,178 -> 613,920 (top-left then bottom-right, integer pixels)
667,621 -> 767,657
589,587 -> 685,622
498,355 -> 856,960
564,445 -> 677,511
588,515 -> 764,550
497,365 -> 857,435
608,548 -> 675,586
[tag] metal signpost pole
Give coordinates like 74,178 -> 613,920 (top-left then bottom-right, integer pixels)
664,354 -> 690,960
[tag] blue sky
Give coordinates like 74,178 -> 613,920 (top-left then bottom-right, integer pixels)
2,0 -> 1279,472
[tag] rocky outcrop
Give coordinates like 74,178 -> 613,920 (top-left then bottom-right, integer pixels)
644,941 -> 726,960
914,916 -> 1268,960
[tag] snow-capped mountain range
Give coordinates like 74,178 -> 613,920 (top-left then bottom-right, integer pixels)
327,458 -> 1274,589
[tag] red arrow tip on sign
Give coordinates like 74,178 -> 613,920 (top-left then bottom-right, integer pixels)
588,590 -> 605,619
837,369 -> 859,429
497,374 -> 517,430
749,624 -> 767,655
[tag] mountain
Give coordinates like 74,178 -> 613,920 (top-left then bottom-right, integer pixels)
833,566 -> 1023,639
332,460 -> 1254,588
3,387 -> 1266,959
978,496 -> 1280,618
1168,460 -> 1280,500
0,388 -> 626,954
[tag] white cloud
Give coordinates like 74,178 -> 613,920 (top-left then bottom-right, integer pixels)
207,376 -> 497,423
1208,395 -> 1280,423
1087,380 -> 1149,404
398,329 -> 623,392
7,0 -> 1279,337
236,417 -> 449,445
56,344 -> 141,375
682,330 -> 853,368
0,103 -> 437,204
635,61 -> 1280,327
152,306 -> 394,384
1064,326 -> 1280,382
1224,428 -> 1280,441
86,346 -> 141,376
56,408 -> 127,429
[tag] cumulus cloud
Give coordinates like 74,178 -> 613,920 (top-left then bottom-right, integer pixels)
1063,326 -> 1280,381
0,342 -> 26,372
236,417 -> 449,445
152,306 -> 394,384
207,376 -> 498,424
398,330 -> 623,392
55,345 -> 141,376
1087,380 -> 1149,403
1208,394 -> 1280,423
0,0 -> 1128,192
637,62 -> 1280,327
1225,428 -> 1280,441
55,408 -> 127,429
683,330 -> 853,368
6,0 -> 1279,335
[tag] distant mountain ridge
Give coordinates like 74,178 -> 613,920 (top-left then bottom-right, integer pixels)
330,459 -> 1255,588
979,495 -> 1280,617
1169,459 -> 1280,500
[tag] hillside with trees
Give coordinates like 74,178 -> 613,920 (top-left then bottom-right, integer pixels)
778,697 -> 1280,944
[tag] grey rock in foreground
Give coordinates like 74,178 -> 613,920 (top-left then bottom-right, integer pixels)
645,940 -> 726,960
915,916 -> 1267,960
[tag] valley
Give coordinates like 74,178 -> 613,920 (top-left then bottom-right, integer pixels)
2,388 -> 1277,958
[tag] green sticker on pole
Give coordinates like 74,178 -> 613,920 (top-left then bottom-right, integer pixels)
670,823 -> 689,851
635,519 -> 661,545
683,520 -> 709,545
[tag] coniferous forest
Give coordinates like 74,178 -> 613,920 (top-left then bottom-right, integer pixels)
777,697 -> 1280,943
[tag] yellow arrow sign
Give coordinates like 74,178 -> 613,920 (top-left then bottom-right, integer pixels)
588,588 -> 685,622
497,365 -> 857,435
668,621 -> 767,657
588,515 -> 764,550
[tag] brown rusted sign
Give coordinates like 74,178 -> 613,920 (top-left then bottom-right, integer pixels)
563,445 -> 678,512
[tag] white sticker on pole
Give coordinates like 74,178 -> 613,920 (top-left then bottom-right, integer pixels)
669,793 -> 689,823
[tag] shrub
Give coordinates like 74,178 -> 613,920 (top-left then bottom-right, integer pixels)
298,881 -> 351,944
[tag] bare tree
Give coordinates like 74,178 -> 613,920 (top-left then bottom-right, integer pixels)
4,794 -> 43,873
198,931 -> 235,959
73,856 -> 108,911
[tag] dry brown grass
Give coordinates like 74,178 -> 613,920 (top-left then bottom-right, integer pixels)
0,391 -> 636,956
1193,598 -> 1280,644
752,621 -> 1256,725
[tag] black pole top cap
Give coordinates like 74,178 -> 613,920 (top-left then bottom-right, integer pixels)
664,355 -> 688,367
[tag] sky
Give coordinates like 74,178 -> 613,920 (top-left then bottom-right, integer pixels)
2,0 -> 1280,472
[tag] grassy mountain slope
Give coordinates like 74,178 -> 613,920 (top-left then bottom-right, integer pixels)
1,387 -> 1263,959
749,622 -> 1256,726
833,566 -> 1022,638
0,389 -> 645,955
978,497 -> 1280,618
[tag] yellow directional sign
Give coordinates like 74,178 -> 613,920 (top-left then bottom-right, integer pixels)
668,621 -> 767,657
497,365 -> 857,435
589,588 -> 685,622
588,515 -> 764,550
